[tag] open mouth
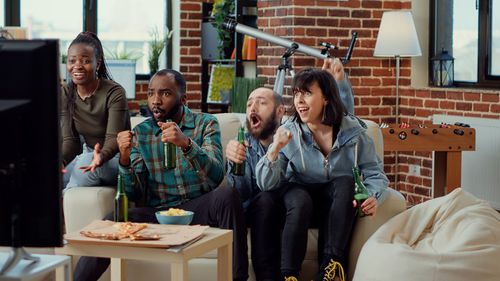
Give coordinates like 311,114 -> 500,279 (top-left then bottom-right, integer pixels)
297,106 -> 309,115
152,107 -> 165,119
249,114 -> 261,128
72,72 -> 86,80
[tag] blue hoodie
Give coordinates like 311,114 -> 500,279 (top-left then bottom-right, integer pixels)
255,114 -> 389,204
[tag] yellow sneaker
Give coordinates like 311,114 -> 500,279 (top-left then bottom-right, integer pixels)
284,276 -> 299,281
322,259 -> 344,281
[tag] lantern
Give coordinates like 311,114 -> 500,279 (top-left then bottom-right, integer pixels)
431,49 -> 455,87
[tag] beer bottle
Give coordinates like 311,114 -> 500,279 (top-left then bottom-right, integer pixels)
114,174 -> 128,222
353,167 -> 372,217
232,126 -> 245,176
164,119 -> 176,169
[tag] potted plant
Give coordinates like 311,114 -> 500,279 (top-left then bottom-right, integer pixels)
149,27 -> 174,75
211,0 -> 235,59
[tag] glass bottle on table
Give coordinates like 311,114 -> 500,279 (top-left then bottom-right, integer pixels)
114,174 -> 128,222
353,167 -> 372,217
164,119 -> 176,169
232,126 -> 245,176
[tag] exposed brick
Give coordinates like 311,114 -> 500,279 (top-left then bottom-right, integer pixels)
362,19 -> 380,28
371,107 -> 391,115
456,102 -> 472,111
482,93 -> 499,102
351,10 -> 371,18
409,98 -> 423,107
447,91 -> 463,100
416,90 -> 431,98
424,100 -> 439,108
492,104 -> 500,113
473,103 -> 490,112
306,28 -> 327,37
307,8 -> 328,17
361,1 -> 382,8
440,100 -> 455,109
464,93 -> 480,101
339,0 -> 361,8
383,1 -> 403,9
180,3 -> 201,11
181,21 -> 200,29
340,19 -> 361,28
318,18 -> 339,27
294,17 -> 315,26
373,68 -> 392,76
415,186 -> 430,197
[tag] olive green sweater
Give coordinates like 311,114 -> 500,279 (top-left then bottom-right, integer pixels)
61,78 -> 130,166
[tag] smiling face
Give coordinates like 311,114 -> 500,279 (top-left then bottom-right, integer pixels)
293,80 -> 328,124
66,43 -> 101,85
147,73 -> 186,123
246,88 -> 281,141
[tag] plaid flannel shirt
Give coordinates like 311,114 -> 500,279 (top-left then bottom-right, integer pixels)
119,106 -> 224,208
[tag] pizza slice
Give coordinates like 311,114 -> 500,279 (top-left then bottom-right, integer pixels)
80,231 -> 127,240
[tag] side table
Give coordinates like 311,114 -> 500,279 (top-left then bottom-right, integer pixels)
0,252 -> 70,281
55,227 -> 233,281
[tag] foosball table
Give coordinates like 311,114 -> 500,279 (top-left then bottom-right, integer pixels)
380,122 -> 476,197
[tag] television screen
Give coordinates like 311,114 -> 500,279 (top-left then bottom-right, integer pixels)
0,39 -> 63,248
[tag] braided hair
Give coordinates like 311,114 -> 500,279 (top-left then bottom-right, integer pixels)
66,32 -> 112,129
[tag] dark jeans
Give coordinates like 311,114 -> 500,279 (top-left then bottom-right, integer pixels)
280,176 -> 357,276
245,191 -> 284,281
74,185 -> 248,281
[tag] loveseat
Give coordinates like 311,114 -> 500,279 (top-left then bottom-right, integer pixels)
63,113 -> 407,281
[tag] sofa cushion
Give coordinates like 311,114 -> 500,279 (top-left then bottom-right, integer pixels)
353,188 -> 500,281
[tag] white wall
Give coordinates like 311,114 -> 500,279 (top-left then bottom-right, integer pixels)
172,0 -> 181,71
411,0 -> 430,88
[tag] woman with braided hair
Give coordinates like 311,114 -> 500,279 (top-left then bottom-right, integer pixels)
61,32 -> 130,192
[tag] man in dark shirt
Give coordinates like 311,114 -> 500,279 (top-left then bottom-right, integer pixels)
74,69 -> 248,281
226,87 -> 285,281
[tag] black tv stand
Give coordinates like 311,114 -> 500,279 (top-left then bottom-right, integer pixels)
0,247 -> 40,275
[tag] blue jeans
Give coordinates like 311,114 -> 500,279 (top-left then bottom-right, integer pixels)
63,144 -> 119,194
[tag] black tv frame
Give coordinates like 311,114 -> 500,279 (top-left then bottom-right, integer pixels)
0,39 -> 63,274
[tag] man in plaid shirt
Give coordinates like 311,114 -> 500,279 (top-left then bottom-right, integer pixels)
74,69 -> 248,281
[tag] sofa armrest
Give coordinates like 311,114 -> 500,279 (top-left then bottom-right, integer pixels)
63,186 -> 116,233
347,188 -> 406,280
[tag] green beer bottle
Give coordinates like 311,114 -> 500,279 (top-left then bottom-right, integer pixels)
353,167 -> 372,217
164,119 -> 176,169
114,174 -> 128,222
232,126 -> 245,176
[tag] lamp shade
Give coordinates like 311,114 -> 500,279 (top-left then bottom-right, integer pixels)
374,11 -> 422,57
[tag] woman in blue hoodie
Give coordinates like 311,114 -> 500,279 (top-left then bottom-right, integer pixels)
255,68 -> 389,281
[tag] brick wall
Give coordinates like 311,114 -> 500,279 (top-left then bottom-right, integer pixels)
134,0 -> 500,205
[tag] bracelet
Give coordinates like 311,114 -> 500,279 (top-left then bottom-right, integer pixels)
182,138 -> 192,153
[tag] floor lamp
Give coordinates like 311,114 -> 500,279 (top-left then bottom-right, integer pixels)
373,11 -> 422,188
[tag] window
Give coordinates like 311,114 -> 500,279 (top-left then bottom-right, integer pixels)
98,0 -> 167,75
1,0 -> 4,26
20,0 -> 82,59
431,0 -> 500,88
3,0 -> 171,79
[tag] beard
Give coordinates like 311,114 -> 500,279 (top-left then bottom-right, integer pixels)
149,98 -> 182,123
246,109 -> 279,141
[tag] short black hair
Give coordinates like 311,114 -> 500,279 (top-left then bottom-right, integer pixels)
152,69 -> 187,95
291,68 -> 347,127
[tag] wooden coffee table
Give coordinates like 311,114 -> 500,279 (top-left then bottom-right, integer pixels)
55,227 -> 232,281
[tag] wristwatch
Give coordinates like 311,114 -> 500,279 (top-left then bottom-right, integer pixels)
182,138 -> 192,153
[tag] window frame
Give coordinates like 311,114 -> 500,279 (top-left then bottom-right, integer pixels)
4,0 -> 172,80
430,0 -> 500,89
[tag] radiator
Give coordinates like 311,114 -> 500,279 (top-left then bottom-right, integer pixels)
432,114 -> 500,210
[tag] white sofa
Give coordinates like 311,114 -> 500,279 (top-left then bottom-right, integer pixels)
63,113 -> 407,281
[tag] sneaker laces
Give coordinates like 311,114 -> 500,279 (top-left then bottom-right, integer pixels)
323,259 -> 345,281
284,276 -> 299,281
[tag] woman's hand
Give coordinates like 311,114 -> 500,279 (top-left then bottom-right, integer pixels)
267,128 -> 293,162
353,197 -> 378,217
322,57 -> 345,82
79,143 -> 103,173
226,139 -> 248,164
